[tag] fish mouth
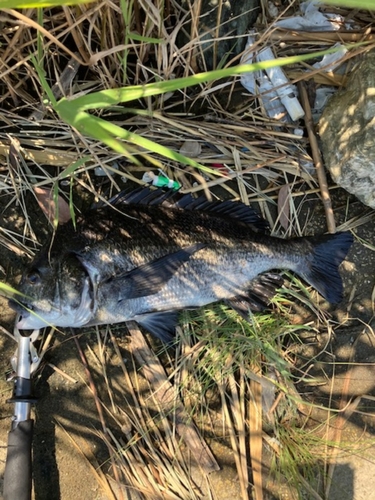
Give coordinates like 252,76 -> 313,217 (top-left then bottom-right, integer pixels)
8,297 -> 32,329
9,275 -> 94,330
8,298 -> 32,315
8,298 -> 47,330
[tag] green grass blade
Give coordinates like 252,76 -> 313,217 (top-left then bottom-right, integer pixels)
58,156 -> 91,180
324,0 -> 375,7
128,33 -> 162,43
0,282 -> 24,297
0,0 -> 97,7
31,55 -> 57,106
55,107 -> 217,173
56,46 -> 358,111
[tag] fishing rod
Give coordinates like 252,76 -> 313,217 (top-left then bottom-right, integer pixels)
3,319 -> 41,500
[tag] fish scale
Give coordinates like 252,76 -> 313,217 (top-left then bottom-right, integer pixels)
9,188 -> 353,342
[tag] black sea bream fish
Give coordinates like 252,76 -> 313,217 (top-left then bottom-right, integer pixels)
10,188 -> 353,341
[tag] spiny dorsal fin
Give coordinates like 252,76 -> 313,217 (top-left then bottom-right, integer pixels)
108,187 -> 172,206
109,187 -> 269,232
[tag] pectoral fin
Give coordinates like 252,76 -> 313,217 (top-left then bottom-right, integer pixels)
113,243 -> 205,300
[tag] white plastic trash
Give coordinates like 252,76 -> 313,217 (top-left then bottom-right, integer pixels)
256,47 -> 305,121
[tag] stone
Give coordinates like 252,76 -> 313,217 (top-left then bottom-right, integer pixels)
319,51 -> 375,209
178,0 -> 260,71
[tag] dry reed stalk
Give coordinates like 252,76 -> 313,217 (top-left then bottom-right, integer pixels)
228,364 -> 250,499
47,362 -> 78,384
219,379 -> 249,499
89,334 -> 117,414
102,327 -> 206,498
0,231 -> 34,257
0,139 -> 78,166
3,9 -> 89,66
62,6 -> 91,64
248,364 -> 263,500
269,29 -> 375,43
298,81 -> 336,234
286,69 -> 347,86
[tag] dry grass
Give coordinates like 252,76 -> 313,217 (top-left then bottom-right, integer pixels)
1,1 -> 375,499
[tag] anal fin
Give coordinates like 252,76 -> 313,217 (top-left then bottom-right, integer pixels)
226,272 -> 284,320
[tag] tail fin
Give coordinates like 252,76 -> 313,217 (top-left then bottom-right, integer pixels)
300,231 -> 353,304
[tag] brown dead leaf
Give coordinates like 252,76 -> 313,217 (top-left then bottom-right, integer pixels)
34,187 -> 71,225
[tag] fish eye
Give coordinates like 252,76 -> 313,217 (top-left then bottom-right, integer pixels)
26,271 -> 40,285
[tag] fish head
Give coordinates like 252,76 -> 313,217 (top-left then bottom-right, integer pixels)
10,251 -> 94,330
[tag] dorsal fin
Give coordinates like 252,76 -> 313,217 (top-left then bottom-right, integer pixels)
179,197 -> 269,232
108,187 -> 269,232
108,187 -> 173,206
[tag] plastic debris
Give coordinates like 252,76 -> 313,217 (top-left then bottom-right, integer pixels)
314,87 -> 336,112
299,159 -> 315,175
241,35 -> 304,122
179,140 -> 202,157
94,162 -> 120,177
274,0 -> 344,31
142,171 -> 181,190
241,37 -> 285,120
257,47 -> 305,121
293,128 -> 304,137
209,162 -> 230,176
311,87 -> 337,123
240,46 -> 258,96
267,1 -> 279,19
312,43 -> 348,71
258,77 -> 286,120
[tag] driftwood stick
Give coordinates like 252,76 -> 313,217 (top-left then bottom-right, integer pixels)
298,81 -> 336,233
126,321 -> 220,474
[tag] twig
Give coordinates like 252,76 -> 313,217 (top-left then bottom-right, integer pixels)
73,336 -> 107,429
298,81 -> 336,233
47,362 -> 78,384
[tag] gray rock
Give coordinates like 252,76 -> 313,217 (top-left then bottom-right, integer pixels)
319,51 -> 375,208
178,0 -> 260,70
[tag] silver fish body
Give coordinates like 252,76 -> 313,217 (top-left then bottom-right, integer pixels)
10,189 -> 353,341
